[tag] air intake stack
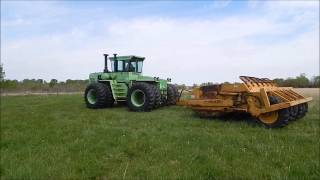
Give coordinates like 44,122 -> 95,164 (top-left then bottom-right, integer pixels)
103,54 -> 108,73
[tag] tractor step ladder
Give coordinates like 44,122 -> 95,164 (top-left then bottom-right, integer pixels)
112,83 -> 128,100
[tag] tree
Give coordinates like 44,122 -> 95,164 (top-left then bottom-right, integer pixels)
274,73 -> 313,88
0,63 -> 5,82
37,79 -> 44,84
311,76 -> 320,87
2,80 -> 18,89
49,79 -> 58,88
295,73 -> 309,88
273,78 -> 285,86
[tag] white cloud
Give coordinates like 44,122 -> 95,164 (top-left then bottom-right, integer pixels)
1,1 -> 68,28
1,1 -> 319,85
265,1 -> 319,10
247,0 -> 259,9
212,0 -> 232,9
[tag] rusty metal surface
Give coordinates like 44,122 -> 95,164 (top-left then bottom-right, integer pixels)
200,85 -> 220,98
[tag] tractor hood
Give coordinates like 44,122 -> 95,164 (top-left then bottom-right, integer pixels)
137,75 -> 169,83
136,75 -> 168,90
137,75 -> 158,81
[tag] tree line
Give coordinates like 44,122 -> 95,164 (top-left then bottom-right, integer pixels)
0,64 -> 319,93
273,73 -> 319,88
1,78 -> 89,93
0,64 -> 89,93
176,73 -> 320,90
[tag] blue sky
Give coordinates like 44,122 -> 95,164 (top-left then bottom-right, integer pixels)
1,1 -> 319,84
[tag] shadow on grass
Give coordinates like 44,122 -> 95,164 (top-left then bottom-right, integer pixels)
192,112 -> 261,127
114,101 -> 128,107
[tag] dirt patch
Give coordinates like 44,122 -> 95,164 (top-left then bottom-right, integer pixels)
294,88 -> 319,99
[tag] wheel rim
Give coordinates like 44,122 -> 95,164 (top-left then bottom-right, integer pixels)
131,89 -> 146,107
87,89 -> 97,104
259,111 -> 279,124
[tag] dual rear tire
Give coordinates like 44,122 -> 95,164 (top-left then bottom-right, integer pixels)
296,103 -> 308,119
167,84 -> 179,105
85,82 -> 179,112
257,96 -> 308,128
258,108 -> 290,128
127,82 -> 179,111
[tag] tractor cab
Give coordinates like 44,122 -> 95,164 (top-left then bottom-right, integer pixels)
104,54 -> 144,73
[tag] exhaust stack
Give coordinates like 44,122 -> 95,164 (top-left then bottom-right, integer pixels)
103,54 -> 108,73
113,54 -> 118,72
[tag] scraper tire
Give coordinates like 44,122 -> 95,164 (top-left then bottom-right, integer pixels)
296,104 -> 306,119
289,105 -> 299,121
257,96 -> 289,128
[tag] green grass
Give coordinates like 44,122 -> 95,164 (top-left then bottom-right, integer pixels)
1,94 -> 319,179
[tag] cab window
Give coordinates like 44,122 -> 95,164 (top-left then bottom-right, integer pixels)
118,61 -> 124,71
137,61 -> 143,73
124,61 -> 137,72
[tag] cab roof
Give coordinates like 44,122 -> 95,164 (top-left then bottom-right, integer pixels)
109,55 -> 145,61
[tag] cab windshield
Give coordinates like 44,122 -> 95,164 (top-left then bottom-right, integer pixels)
111,60 -> 143,73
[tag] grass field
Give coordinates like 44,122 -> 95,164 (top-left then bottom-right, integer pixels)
1,89 -> 319,179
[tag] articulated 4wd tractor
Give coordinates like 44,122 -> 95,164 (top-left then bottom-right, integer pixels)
177,76 -> 312,128
84,54 -> 178,111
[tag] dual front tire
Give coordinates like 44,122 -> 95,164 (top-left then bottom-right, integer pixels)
84,83 -> 114,108
127,82 -> 155,112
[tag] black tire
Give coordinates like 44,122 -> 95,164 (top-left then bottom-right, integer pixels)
296,104 -> 306,119
127,82 -> 155,112
167,84 -> 178,105
300,103 -> 308,117
84,83 -> 114,109
257,96 -> 289,128
289,105 -> 299,121
151,84 -> 161,109
171,85 -> 179,102
273,108 -> 290,128
160,94 -> 167,107
269,96 -> 279,105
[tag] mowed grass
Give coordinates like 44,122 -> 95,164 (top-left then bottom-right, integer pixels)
1,90 -> 319,179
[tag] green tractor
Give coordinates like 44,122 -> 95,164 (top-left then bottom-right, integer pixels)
84,54 -> 179,111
